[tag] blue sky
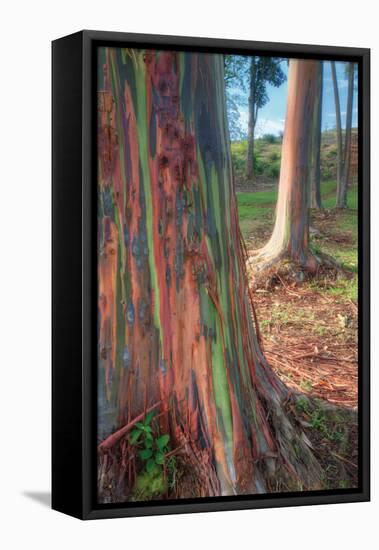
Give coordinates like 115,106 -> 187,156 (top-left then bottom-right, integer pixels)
236,60 -> 358,139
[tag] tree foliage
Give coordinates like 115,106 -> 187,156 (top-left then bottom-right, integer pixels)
224,55 -> 248,141
224,55 -> 286,141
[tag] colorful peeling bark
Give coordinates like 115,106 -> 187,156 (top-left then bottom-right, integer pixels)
338,62 -> 355,208
253,60 -> 319,271
309,61 -> 323,209
331,61 -> 355,209
97,48 -> 321,503
331,61 -> 343,200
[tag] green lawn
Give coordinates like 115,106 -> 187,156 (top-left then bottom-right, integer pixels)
236,181 -> 358,301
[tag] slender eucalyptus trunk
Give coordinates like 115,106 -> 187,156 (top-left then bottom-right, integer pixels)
253,60 -> 320,272
97,48 -> 321,503
246,57 -> 256,182
337,62 -> 354,208
331,61 -> 344,205
309,62 -> 323,209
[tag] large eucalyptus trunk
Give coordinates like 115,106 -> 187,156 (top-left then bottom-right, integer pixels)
309,61 -> 323,209
97,48 -> 321,503
253,59 -> 319,272
246,57 -> 256,181
337,62 -> 355,208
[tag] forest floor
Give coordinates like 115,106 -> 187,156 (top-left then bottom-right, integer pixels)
237,180 -> 359,489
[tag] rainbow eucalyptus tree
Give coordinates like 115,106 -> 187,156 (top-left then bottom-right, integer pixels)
309,61 -> 323,209
331,61 -> 343,203
339,62 -> 355,208
331,61 -> 355,209
97,48 -> 321,503
252,59 -> 320,273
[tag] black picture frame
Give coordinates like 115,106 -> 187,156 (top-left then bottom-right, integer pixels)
52,30 -> 370,520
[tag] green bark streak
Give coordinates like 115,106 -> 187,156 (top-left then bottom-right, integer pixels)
133,55 -> 163,340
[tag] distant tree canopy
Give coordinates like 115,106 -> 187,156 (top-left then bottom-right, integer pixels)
224,55 -> 286,181
224,55 -> 248,141
224,55 -> 286,142
248,56 -> 287,114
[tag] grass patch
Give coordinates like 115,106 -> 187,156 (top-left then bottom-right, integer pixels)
310,276 -> 358,302
237,181 -> 358,301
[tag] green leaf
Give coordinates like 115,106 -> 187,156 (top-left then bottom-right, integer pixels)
146,458 -> 156,473
145,431 -> 153,441
139,448 -> 153,460
135,422 -> 145,430
155,451 -> 165,465
144,426 -> 152,433
144,410 -> 155,425
156,434 -> 170,450
145,438 -> 153,448
129,429 -> 141,444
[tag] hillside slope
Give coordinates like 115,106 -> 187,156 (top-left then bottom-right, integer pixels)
231,129 -> 358,189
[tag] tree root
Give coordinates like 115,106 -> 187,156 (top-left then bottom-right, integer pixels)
246,249 -> 348,290
252,365 -> 325,493
98,401 -> 162,453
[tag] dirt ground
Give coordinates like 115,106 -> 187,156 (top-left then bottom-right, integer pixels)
252,282 -> 358,408
239,185 -> 359,489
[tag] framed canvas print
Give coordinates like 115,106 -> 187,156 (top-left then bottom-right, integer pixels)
52,30 -> 370,519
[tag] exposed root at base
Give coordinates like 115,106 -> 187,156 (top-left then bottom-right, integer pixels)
246,250 -> 349,291
285,393 -> 358,489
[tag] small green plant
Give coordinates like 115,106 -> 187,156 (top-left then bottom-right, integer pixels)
267,161 -> 280,179
129,411 -> 171,474
295,395 -> 311,415
269,150 -> 280,162
339,479 -> 350,489
131,465 -> 167,501
253,154 -> 264,175
295,398 -> 342,443
300,378 -> 313,392
326,148 -> 337,159
260,319 -> 271,331
330,429 -> 344,443
310,409 -> 327,432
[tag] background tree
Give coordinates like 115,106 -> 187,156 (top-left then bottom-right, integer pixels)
308,61 -> 323,209
97,48 -> 321,502
331,61 -> 356,208
331,61 -> 343,195
338,62 -> 355,207
246,57 -> 286,181
224,55 -> 286,181
224,55 -> 248,141
252,59 -> 320,272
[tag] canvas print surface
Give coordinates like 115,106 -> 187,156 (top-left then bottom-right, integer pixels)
97,47 -> 358,504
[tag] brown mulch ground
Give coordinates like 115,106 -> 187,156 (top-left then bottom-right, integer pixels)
254,285 -> 358,409
239,185 -> 359,488
246,264 -> 359,489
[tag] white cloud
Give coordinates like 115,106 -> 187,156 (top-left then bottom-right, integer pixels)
238,109 -> 285,138
255,118 -> 285,137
